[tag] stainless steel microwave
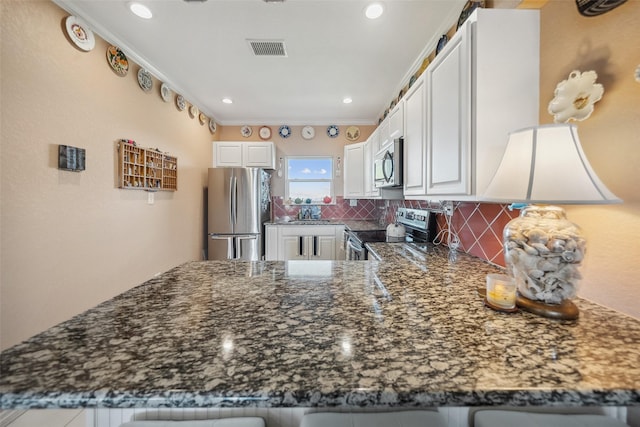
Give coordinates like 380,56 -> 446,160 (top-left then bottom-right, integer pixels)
374,137 -> 403,188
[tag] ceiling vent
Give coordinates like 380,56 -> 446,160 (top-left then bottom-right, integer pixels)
247,39 -> 287,57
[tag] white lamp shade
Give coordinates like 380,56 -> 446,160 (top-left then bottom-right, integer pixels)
483,124 -> 621,204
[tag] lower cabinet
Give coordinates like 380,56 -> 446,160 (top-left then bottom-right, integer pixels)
265,225 -> 345,261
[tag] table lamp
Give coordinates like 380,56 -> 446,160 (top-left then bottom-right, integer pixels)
483,124 -> 621,320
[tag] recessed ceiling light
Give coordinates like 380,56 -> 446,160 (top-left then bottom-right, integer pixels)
129,2 -> 152,19
222,98 -> 233,104
365,2 -> 384,20
343,97 -> 353,104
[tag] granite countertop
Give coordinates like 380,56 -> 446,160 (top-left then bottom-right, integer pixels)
1,247 -> 640,409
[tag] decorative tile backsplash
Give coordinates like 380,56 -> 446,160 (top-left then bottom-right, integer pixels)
271,196 -> 517,267
272,197 -> 380,221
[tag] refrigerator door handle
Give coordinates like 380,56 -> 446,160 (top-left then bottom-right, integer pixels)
313,236 -> 318,257
231,175 -> 238,226
210,234 -> 235,259
235,235 -> 258,260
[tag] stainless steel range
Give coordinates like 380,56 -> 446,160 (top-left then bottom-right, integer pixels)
344,228 -> 387,260
344,208 -> 436,260
395,207 -> 436,244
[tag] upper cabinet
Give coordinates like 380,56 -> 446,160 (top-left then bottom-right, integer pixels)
343,137 -> 380,200
213,141 -> 275,169
378,103 -> 404,153
422,9 -> 539,199
343,142 -> 365,198
388,102 -> 404,142
403,74 -> 428,196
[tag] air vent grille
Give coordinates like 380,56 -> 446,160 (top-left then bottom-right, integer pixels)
248,40 -> 287,57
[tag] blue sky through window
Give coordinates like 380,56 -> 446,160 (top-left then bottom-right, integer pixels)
287,158 -> 332,179
286,157 -> 334,202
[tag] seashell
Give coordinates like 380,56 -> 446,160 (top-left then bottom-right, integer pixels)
562,251 -> 577,262
547,238 -> 565,252
530,242 -> 550,255
525,228 -> 549,244
529,269 -> 545,279
522,243 -> 539,256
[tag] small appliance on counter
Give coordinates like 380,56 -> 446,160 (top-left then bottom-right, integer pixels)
386,222 -> 406,242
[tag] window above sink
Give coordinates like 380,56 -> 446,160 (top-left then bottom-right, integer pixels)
285,156 -> 335,205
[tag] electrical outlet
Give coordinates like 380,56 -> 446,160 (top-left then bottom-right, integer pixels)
442,201 -> 453,217
349,199 -> 357,207
147,192 -> 154,205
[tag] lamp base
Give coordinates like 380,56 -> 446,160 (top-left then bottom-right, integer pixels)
516,294 -> 579,320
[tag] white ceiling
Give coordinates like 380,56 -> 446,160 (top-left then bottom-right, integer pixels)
54,0 -> 468,125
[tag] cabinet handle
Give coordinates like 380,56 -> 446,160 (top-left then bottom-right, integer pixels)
299,236 -> 304,257
313,236 -> 318,257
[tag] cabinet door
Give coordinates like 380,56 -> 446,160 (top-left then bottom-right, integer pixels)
343,142 -> 365,198
214,142 -> 243,167
378,118 -> 391,152
265,225 -> 278,261
280,235 -> 308,260
244,142 -> 275,169
308,236 -> 336,260
388,102 -> 404,140
363,138 -> 380,198
425,24 -> 471,195
403,75 -> 428,196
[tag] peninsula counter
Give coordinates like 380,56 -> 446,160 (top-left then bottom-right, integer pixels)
1,245 -> 639,410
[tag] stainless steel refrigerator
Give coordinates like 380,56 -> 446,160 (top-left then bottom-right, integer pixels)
207,168 -> 271,260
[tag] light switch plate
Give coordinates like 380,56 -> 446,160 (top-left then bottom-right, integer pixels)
147,192 -> 154,205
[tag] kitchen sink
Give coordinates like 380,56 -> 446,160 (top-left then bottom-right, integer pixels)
287,220 -> 332,225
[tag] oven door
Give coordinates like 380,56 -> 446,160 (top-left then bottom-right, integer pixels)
346,236 -> 365,260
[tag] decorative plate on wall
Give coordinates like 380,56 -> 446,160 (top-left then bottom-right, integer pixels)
575,0 -> 627,16
199,112 -> 207,125
176,94 -> 186,111
327,125 -> 339,138
548,70 -> 604,123
189,104 -> 198,119
345,126 -> 360,142
209,119 -> 217,134
457,0 -> 484,29
435,35 -> 448,56
65,16 -> 95,51
137,68 -> 153,92
279,125 -> 292,138
259,126 -> 272,140
301,126 -> 315,140
160,83 -> 172,102
106,45 -> 128,76
241,125 -> 253,138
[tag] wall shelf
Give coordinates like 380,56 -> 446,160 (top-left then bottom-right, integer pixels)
118,141 -> 177,191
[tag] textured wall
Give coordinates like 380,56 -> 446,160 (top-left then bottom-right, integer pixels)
1,1 -> 214,349
537,0 -> 640,318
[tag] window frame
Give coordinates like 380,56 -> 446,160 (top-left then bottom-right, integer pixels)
284,156 -> 335,205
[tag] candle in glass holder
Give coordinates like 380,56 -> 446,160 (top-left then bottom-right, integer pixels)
486,274 -> 516,310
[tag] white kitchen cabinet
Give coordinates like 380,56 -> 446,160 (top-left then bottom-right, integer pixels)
421,8 -> 539,200
213,141 -> 275,169
402,73 -> 427,196
265,224 -> 344,261
388,101 -> 404,141
377,117 -> 391,153
343,138 -> 379,199
378,102 -> 404,154
363,137 -> 380,198
343,142 -> 365,198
